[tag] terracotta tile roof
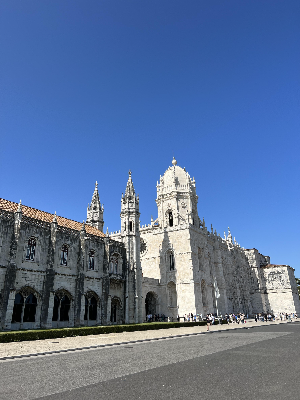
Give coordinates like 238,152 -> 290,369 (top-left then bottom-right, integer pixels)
0,198 -> 106,238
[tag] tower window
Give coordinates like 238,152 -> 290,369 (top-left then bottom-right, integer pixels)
60,244 -> 68,266
26,238 -> 36,261
170,253 -> 175,270
129,221 -> 133,231
169,212 -> 173,227
89,250 -> 95,270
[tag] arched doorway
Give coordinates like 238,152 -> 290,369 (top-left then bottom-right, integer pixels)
23,293 -> 37,322
52,290 -> 72,328
84,294 -> 98,324
11,288 -> 39,329
60,295 -> 70,321
145,292 -> 157,316
11,293 -> 24,323
110,297 -> 122,324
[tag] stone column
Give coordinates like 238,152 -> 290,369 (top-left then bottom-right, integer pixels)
107,295 -> 111,324
4,289 -> 16,330
80,294 -> 86,326
34,297 -> 42,329
68,299 -> 75,327
44,292 -> 55,329
97,301 -> 101,325
125,269 -> 129,323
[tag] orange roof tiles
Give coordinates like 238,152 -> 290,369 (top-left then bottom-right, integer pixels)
0,198 -> 106,238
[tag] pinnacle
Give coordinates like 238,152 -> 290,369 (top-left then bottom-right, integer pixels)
125,170 -> 135,197
17,200 -> 22,213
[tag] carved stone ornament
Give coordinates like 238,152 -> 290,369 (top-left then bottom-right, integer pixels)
140,238 -> 147,256
266,271 -> 287,289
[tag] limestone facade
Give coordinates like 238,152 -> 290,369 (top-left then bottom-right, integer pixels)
0,158 -> 299,330
0,179 -> 143,331
133,158 -> 300,319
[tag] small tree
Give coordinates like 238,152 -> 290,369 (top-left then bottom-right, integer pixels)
295,278 -> 300,300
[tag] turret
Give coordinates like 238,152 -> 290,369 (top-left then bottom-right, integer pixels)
86,181 -> 104,232
121,171 -> 140,237
120,171 -> 142,323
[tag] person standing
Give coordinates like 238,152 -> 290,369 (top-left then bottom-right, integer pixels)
206,314 -> 211,331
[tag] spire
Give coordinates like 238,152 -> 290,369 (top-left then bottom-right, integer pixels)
172,157 -> 177,166
52,211 -> 57,223
91,181 -> 100,204
86,181 -> 104,232
124,170 -> 136,199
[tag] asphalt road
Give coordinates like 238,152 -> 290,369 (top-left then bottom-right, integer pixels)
1,323 -> 299,400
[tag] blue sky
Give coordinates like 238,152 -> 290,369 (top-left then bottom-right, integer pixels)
1,1 -> 299,275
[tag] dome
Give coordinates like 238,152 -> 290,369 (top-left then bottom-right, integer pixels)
158,159 -> 196,194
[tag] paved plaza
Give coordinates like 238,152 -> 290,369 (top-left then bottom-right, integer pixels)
0,320 -> 299,399
0,318 -> 293,359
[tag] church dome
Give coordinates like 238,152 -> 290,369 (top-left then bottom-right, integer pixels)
158,158 -> 196,194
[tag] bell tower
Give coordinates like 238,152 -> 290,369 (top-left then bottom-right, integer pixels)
86,181 -> 104,232
120,171 -> 142,323
156,158 -> 200,229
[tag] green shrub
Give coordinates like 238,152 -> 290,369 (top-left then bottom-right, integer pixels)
0,319 -> 228,343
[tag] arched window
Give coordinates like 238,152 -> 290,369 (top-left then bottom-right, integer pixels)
169,252 -> 175,270
89,250 -> 95,270
169,212 -> 173,227
23,293 -> 37,322
110,254 -> 121,274
52,295 -> 60,321
26,238 -> 36,261
11,293 -> 24,323
129,221 -> 133,231
60,245 -> 68,266
60,295 -> 70,321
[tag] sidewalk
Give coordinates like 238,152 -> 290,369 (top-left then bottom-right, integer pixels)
0,319 -> 296,360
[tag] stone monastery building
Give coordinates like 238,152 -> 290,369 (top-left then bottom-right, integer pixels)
0,158 -> 299,330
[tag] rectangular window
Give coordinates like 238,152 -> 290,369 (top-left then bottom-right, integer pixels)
26,238 -> 36,261
60,245 -> 68,266
89,251 -> 95,270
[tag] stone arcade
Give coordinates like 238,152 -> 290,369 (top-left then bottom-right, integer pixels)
0,159 -> 299,330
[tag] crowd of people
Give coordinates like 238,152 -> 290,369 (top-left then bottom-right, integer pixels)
254,312 -> 298,322
145,311 -> 298,327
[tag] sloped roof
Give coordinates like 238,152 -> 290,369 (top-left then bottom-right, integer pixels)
0,198 -> 105,238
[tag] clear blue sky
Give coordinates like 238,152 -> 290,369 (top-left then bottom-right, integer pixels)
1,1 -> 299,275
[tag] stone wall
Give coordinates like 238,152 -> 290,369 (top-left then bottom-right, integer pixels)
0,208 -> 133,330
